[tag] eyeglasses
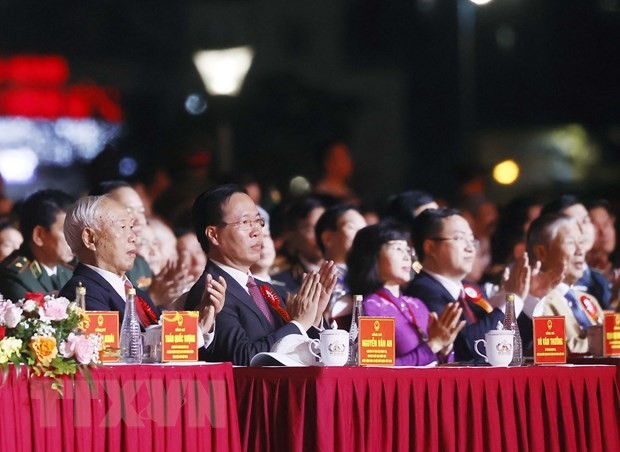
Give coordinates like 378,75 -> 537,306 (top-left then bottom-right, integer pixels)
220,217 -> 266,231
430,236 -> 480,249
384,241 -> 414,257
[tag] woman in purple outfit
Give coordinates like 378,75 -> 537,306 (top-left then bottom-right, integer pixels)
347,221 -> 465,365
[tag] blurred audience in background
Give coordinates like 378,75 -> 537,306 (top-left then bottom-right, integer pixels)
587,199 -> 620,283
0,221 -> 23,262
315,140 -> 358,204
272,196 -> 325,293
315,204 -> 367,328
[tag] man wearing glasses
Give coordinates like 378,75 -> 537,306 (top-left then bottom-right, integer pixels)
405,207 -> 530,362
185,184 -> 336,365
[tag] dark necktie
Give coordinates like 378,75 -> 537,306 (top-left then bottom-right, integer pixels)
564,289 -> 593,330
458,290 -> 478,324
49,273 -> 61,291
247,276 -> 275,325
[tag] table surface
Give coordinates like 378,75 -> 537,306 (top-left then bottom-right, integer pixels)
234,364 -> 620,452
0,362 -> 241,452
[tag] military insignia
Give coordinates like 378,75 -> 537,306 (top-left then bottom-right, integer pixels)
29,260 -> 42,278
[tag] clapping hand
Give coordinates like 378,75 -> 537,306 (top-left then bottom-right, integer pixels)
314,260 -> 338,327
149,258 -> 195,306
426,302 -> 466,355
197,273 -> 227,335
529,260 -> 565,299
501,252 -> 532,301
287,272 -> 322,330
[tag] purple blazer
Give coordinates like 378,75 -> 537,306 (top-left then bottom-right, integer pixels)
363,288 -> 454,366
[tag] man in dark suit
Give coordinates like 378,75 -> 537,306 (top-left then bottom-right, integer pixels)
0,189 -> 75,300
59,195 -> 222,340
405,208 -> 531,362
185,184 -> 336,365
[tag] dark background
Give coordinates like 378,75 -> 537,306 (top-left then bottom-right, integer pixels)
1,0 -> 619,205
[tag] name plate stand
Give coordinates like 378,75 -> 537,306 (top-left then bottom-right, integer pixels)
533,316 -> 567,364
84,311 -> 120,362
604,312 -> 620,357
359,317 -> 395,366
161,311 -> 199,362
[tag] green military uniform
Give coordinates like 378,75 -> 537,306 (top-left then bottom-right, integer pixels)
126,254 -> 153,291
0,247 -> 74,301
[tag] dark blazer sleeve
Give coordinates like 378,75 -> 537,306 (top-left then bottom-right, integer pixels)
189,263 -> 303,365
406,273 -> 504,362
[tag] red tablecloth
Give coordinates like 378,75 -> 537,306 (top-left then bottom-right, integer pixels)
234,365 -> 620,452
0,363 -> 241,452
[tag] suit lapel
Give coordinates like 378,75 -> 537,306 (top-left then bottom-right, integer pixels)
74,264 -> 127,315
208,262 -> 275,329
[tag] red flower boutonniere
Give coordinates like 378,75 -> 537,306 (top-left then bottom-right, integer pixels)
24,292 -> 46,307
259,285 -> 291,322
134,294 -> 159,328
463,284 -> 493,314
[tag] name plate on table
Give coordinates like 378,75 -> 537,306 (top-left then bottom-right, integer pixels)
533,316 -> 566,364
604,312 -> 620,356
162,311 -> 199,362
84,311 -> 119,362
359,317 -> 395,366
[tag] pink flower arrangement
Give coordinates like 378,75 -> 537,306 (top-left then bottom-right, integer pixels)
0,293 -> 103,392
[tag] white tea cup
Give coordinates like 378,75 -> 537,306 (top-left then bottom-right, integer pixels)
309,329 -> 349,366
474,329 -> 514,367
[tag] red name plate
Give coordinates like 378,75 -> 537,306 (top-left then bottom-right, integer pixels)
359,317 -> 395,366
162,311 -> 199,362
84,311 -> 119,362
604,312 -> 620,357
533,316 -> 566,364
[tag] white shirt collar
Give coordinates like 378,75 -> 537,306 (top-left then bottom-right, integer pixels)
41,263 -> 57,277
423,269 -> 463,300
84,264 -> 128,301
210,259 -> 252,294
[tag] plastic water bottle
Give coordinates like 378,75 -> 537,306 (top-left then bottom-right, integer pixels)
504,293 -> 523,366
347,295 -> 364,366
119,288 -> 142,363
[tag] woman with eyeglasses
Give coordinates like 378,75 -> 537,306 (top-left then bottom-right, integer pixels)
347,221 -> 465,365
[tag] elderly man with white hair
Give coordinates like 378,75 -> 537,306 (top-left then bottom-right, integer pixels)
59,195 -> 224,341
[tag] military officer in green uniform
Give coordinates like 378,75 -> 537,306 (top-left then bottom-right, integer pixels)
0,189 -> 75,300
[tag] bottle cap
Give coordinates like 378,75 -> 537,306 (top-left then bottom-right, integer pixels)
506,293 -> 515,302
127,288 -> 136,296
354,294 -> 363,302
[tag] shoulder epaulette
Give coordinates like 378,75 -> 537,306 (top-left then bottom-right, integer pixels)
7,255 -> 30,274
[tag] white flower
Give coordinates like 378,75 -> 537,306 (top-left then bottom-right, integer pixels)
22,299 -> 38,313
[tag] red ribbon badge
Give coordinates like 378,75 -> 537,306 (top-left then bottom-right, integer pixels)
463,284 -> 493,314
260,285 -> 291,323
135,295 -> 159,327
579,295 -> 599,323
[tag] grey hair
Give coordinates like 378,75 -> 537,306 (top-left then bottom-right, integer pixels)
526,213 -> 576,260
63,195 -> 109,253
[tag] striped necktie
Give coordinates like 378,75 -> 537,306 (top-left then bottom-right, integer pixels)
247,276 -> 275,325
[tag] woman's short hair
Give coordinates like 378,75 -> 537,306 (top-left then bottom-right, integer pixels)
346,220 -> 409,297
